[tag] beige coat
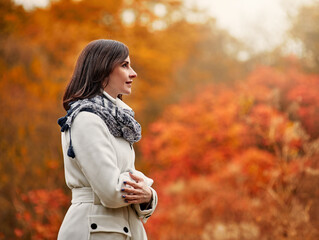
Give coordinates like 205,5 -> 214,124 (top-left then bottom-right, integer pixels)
58,91 -> 157,240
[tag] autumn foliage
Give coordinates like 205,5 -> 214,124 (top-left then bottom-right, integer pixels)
141,65 -> 319,239
1,0 -> 319,239
15,189 -> 69,239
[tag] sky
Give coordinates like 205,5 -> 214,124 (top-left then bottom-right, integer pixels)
14,0 -> 50,9
14,0 -> 318,53
186,0 -> 317,53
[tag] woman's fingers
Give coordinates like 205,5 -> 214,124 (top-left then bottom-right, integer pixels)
124,199 -> 141,204
121,173 -> 152,204
121,187 -> 141,195
121,185 -> 152,204
122,193 -> 149,203
122,194 -> 141,200
121,191 -> 142,203
124,180 -> 141,189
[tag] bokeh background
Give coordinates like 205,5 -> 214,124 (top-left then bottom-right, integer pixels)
1,0 -> 319,239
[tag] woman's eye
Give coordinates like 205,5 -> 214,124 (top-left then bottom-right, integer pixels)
122,63 -> 128,68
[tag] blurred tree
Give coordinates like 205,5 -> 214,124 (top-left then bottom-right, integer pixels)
141,65 -> 319,239
0,0 -> 244,238
3,0 -> 317,239
246,2 -> 319,74
290,2 -> 319,73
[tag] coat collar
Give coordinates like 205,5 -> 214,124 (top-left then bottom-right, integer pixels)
101,90 -> 132,111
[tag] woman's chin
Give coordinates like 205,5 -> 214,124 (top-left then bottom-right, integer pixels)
122,89 -> 132,95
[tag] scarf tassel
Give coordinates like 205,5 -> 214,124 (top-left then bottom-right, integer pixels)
67,128 -> 75,158
57,116 -> 69,132
67,144 -> 75,158
58,116 -> 75,158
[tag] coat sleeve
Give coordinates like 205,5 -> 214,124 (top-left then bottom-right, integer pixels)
123,169 -> 158,223
133,187 -> 158,223
70,112 -> 131,209
115,169 -> 158,222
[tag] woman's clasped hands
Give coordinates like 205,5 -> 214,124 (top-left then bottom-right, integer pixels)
121,172 -> 153,205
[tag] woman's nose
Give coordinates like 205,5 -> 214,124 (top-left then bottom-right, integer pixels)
130,68 -> 137,78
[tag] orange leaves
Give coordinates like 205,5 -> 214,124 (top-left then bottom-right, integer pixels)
14,228 -> 24,238
243,66 -> 319,139
2,1 -> 232,239
16,189 -> 69,239
142,85 -> 251,182
141,65 -> 319,239
246,104 -> 289,148
1,0 -> 318,239
286,74 -> 319,139
233,148 -> 276,192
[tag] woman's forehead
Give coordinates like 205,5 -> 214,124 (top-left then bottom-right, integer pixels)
124,56 -> 130,62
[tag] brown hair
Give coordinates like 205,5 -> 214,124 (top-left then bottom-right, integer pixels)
63,39 -> 129,110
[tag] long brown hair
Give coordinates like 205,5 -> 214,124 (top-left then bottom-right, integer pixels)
63,39 -> 129,110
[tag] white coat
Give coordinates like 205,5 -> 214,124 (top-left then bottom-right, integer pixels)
57,91 -> 157,240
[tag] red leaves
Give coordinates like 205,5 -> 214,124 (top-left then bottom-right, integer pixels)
141,66 -> 319,239
16,189 -> 69,239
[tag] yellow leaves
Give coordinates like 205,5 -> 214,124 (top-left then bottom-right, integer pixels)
1,0 -> 318,238
202,222 -> 260,240
234,148 -> 275,186
30,56 -> 44,80
238,95 -> 254,116
166,179 -> 185,195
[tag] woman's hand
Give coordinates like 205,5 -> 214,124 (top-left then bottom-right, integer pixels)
121,172 -> 152,204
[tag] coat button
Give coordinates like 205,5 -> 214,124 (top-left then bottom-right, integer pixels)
123,227 -> 129,233
91,223 -> 97,230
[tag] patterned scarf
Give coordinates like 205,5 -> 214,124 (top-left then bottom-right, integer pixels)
57,94 -> 141,158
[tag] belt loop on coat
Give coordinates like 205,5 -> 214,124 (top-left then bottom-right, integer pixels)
71,187 -> 101,205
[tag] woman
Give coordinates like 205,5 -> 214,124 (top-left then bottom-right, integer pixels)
57,39 -> 157,240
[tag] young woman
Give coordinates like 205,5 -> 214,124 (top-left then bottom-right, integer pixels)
57,39 -> 157,240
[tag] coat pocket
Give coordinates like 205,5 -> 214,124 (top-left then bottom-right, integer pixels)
88,215 -> 131,240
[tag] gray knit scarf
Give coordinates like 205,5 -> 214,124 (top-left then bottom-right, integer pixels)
57,94 -> 141,158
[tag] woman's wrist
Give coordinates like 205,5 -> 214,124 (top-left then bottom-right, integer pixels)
140,188 -> 153,210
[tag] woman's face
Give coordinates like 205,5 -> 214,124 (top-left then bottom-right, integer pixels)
104,56 -> 137,98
